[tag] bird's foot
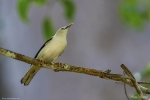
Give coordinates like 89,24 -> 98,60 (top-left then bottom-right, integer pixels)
39,59 -> 46,66
53,62 -> 61,72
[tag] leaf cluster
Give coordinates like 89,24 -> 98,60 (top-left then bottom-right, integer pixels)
17,0 -> 76,39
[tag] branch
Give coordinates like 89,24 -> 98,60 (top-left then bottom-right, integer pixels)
0,47 -> 150,100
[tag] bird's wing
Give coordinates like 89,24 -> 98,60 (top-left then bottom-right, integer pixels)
34,37 -> 53,58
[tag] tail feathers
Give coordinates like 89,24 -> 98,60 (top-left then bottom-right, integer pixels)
21,65 -> 41,86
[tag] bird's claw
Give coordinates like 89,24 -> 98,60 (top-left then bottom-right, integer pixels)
39,59 -> 46,66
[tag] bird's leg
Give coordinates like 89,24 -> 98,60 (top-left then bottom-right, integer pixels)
58,62 -> 62,67
39,58 -> 46,66
53,62 -> 61,72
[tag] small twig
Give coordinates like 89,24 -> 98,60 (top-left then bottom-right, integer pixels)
138,81 -> 150,84
121,64 -> 145,100
139,85 -> 150,94
123,71 -> 130,100
124,84 -> 130,100
121,64 -> 135,79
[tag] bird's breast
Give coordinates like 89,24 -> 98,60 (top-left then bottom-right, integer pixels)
37,38 -> 67,62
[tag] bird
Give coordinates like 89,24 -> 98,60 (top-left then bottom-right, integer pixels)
21,23 -> 73,86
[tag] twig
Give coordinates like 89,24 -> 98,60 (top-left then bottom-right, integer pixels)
124,83 -> 130,100
121,64 -> 145,100
123,71 -> 130,100
138,81 -> 150,84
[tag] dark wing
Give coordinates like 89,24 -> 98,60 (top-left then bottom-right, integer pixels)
34,37 -> 53,58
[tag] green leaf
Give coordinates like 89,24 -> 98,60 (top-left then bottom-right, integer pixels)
141,63 -> 150,78
147,11 -> 150,20
125,0 -> 137,6
119,1 -> 144,29
17,0 -> 31,22
42,18 -> 55,40
33,0 -> 46,5
60,0 -> 76,21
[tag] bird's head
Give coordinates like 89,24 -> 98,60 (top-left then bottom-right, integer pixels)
55,23 -> 73,36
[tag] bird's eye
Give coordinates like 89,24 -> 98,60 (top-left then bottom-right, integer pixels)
61,27 -> 65,30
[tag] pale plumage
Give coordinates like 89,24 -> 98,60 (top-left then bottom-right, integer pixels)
21,23 -> 73,86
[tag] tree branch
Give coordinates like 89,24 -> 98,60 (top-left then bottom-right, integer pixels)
0,47 -> 150,100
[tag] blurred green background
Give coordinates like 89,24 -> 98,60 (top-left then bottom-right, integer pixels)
0,0 -> 150,100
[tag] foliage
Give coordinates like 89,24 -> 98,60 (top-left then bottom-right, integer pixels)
16,0 -> 76,39
33,0 -> 46,5
60,0 -> 76,21
17,0 -> 31,22
141,63 -> 150,77
119,0 -> 150,30
42,18 -> 55,40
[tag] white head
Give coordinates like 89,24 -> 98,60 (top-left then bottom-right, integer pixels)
55,23 -> 73,37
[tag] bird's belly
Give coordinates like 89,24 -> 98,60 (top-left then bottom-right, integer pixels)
37,40 -> 66,63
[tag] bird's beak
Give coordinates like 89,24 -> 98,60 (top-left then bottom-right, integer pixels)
66,23 -> 74,29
